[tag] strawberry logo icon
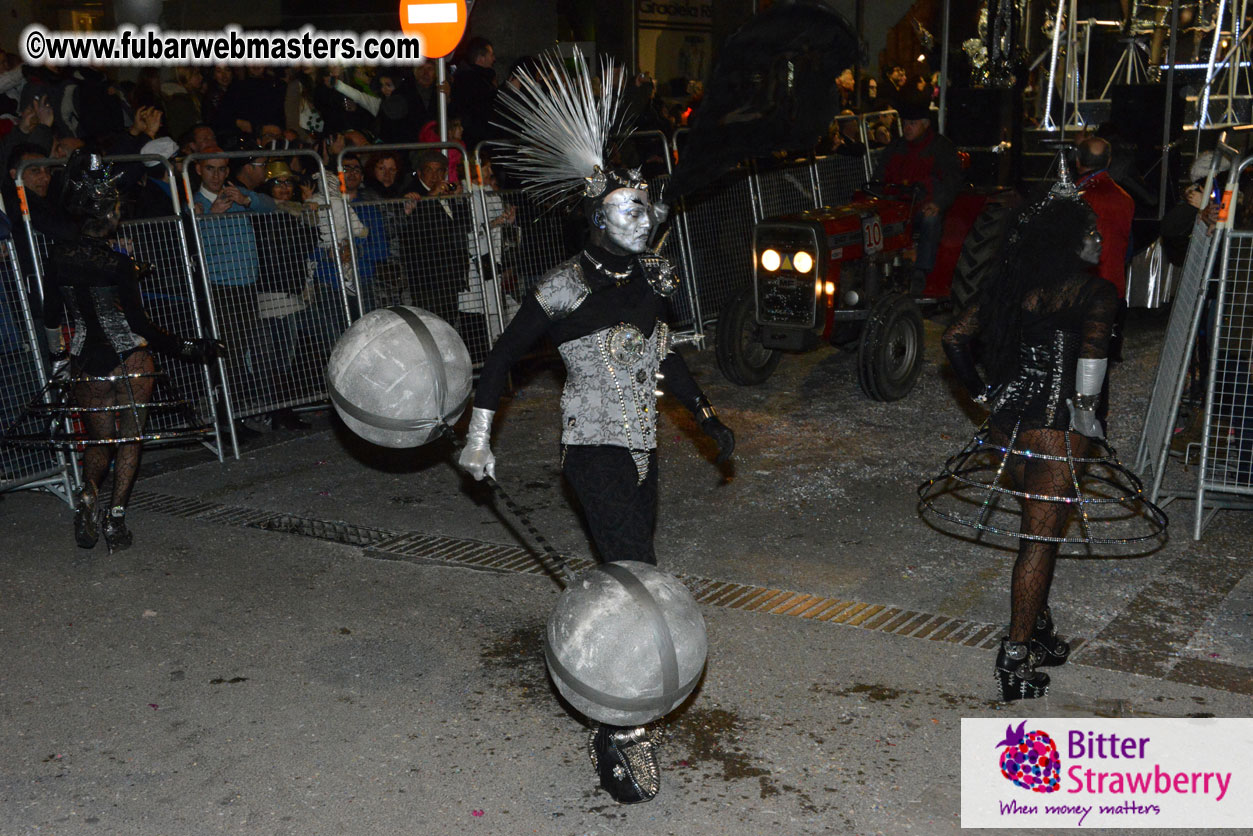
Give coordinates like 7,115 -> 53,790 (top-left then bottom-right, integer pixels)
996,721 -> 1060,793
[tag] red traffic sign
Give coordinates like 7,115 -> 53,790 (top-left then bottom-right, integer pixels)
399,0 -> 467,59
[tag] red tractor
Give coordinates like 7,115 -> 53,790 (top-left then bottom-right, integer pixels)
715,185 -> 1015,400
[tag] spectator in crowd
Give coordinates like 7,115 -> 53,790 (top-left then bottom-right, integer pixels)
860,76 -> 881,113
407,61 -> 450,130
400,148 -> 469,324
4,143 -> 75,297
283,68 -> 323,141
1160,150 -> 1226,267
217,65 -> 286,139
254,159 -> 317,430
191,146 -> 277,440
308,155 -> 380,323
365,151 -> 411,198
231,152 -> 270,194
418,115 -> 465,183
452,37 -> 499,150
132,136 -> 181,219
315,67 -> 373,136
872,95 -> 961,292
180,123 -> 219,157
880,63 -> 908,107
835,68 -> 857,111
1074,137 -> 1134,291
161,67 -> 204,141
828,109 -> 866,157
200,65 -> 234,131
0,95 -> 54,176
327,67 -> 419,143
459,153 -> 519,358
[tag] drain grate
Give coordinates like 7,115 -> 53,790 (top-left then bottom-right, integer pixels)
131,489 -> 1014,650
127,488 -> 1253,696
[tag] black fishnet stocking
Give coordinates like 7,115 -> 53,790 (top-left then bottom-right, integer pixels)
72,350 -> 155,511
995,427 -> 1089,642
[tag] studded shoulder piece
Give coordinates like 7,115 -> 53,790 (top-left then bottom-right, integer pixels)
534,256 -> 592,319
636,252 -> 679,297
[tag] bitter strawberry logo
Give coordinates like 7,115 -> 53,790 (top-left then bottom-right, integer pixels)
996,721 -> 1061,793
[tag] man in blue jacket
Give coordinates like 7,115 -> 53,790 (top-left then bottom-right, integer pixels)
191,146 -> 276,435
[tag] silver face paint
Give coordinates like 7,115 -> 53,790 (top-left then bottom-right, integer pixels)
599,187 -> 653,254
1078,227 -> 1102,264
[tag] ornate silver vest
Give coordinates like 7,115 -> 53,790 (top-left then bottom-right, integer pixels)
534,256 -> 674,450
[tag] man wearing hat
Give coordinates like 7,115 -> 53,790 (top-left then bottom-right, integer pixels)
872,95 -> 962,293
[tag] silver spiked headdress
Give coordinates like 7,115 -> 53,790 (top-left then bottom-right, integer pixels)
493,49 -> 644,206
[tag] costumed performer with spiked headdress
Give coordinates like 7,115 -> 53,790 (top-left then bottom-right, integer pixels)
455,51 -> 734,804
919,159 -> 1165,701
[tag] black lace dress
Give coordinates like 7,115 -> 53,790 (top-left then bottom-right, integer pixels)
920,271 -> 1166,546
942,272 -> 1118,434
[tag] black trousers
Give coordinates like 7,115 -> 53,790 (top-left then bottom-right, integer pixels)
562,445 -> 659,565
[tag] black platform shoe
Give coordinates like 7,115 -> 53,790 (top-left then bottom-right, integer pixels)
587,724 -> 661,804
74,485 -> 100,549
102,507 -> 133,553
996,639 -> 1050,701
1030,606 -> 1070,667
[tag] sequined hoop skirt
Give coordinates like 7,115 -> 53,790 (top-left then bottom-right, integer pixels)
1,369 -> 215,450
918,418 -> 1168,545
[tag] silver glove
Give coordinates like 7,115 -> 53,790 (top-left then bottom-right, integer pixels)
1067,357 -> 1107,439
458,407 -> 496,480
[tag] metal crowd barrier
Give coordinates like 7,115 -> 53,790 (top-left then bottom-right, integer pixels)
337,142 -> 502,365
0,204 -> 76,503
16,153 -> 226,462
182,148 -> 350,458
1193,151 -> 1253,537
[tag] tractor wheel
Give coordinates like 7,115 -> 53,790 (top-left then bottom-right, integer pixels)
949,202 -> 1015,311
715,286 -> 781,385
857,292 -> 923,401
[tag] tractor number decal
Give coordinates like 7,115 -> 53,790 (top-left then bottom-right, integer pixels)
862,216 -> 884,254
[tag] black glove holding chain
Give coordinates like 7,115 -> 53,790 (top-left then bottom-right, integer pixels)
695,395 -> 735,464
178,338 -> 225,363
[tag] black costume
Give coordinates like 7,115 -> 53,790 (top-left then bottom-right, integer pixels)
42,151 -> 217,552
460,50 -> 733,805
472,244 -> 706,564
921,192 -> 1165,702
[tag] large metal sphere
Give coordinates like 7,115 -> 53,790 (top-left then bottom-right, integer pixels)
545,561 -> 707,726
326,306 -> 471,448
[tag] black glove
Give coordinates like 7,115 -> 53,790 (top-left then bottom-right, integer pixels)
179,338 -> 224,363
695,396 -> 734,463
701,416 -> 735,464
943,341 -> 989,404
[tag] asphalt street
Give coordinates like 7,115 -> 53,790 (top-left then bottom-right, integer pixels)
1,310 -> 1250,835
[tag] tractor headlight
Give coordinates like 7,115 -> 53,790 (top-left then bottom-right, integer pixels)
793,251 -> 814,273
760,248 -> 781,271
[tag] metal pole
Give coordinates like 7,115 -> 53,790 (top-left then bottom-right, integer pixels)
437,57 -> 449,143
939,0 -> 951,137
1199,0 -> 1231,127
1159,0 -> 1177,219
1042,0 -> 1064,130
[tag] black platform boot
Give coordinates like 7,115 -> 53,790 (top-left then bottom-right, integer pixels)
1030,606 -> 1070,667
996,639 -> 1050,701
102,506 -> 133,553
74,484 -> 100,549
587,724 -> 662,803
